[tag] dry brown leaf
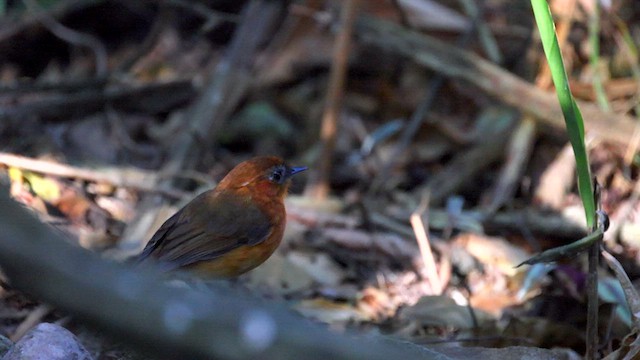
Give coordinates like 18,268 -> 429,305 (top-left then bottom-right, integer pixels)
398,295 -> 493,330
453,233 -> 529,276
293,298 -> 370,325
286,251 -> 345,286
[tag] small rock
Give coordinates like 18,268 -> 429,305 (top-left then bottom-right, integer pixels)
0,334 -> 12,357
2,323 -> 93,360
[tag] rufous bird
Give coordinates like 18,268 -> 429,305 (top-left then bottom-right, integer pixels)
137,156 -> 306,277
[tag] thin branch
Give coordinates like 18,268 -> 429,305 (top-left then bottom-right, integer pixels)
0,77 -> 107,94
161,0 -> 282,178
0,80 -> 196,121
22,0 -> 108,77
116,4 -> 172,73
410,192 -> 443,295
305,0 -> 360,200
0,153 -> 185,198
586,180 -> 603,359
355,15 -> 638,146
370,1 -> 481,192
119,0 -> 286,253
389,0 -> 411,27
0,0 -> 105,43
10,304 -> 52,342
459,0 -> 502,64
162,0 -> 239,25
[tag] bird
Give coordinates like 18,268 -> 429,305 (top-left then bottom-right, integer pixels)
136,156 -> 307,277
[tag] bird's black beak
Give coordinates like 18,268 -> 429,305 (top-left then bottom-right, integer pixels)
287,166 -> 307,178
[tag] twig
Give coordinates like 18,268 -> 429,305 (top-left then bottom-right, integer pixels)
601,250 -> 640,359
483,0 -> 564,210
483,116 -> 536,213
410,192 -> 443,295
22,0 -> 108,77
370,74 -> 445,192
0,0 -> 105,43
613,16 -> 640,165
370,0 -> 487,192
0,153 -> 185,198
606,171 -> 640,244
623,124 -> 640,166
421,108 -> 517,205
0,80 -> 196,121
118,0 -> 240,73
355,15 -> 638,145
601,250 -> 640,329
611,14 -> 640,124
161,0 -> 283,178
389,0 -> 411,27
105,107 -> 162,164
162,0 -> 239,27
587,253 -> 600,359
458,0 -> 502,64
116,3 -> 172,73
586,180 -> 603,360
588,0 -> 610,112
0,77 -> 107,94
484,208 -> 587,240
120,0 -> 286,252
305,0 -> 360,200
10,304 -> 52,341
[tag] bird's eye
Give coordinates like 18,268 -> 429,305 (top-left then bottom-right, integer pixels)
268,167 -> 285,184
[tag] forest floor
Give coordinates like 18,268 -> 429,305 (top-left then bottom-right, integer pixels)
1,0 -> 640,359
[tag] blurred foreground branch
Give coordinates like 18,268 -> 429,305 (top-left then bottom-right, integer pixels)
0,190 -> 446,360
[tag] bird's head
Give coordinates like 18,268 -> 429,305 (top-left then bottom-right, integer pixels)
217,156 -> 307,198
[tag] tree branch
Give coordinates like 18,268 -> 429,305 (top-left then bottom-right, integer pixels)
0,189 -> 447,360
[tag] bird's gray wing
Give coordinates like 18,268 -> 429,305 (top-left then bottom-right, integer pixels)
136,191 -> 272,270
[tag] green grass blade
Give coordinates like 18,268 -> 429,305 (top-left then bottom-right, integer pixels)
531,0 -> 596,229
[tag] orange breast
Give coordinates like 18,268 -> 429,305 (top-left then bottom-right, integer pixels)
186,215 -> 286,277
